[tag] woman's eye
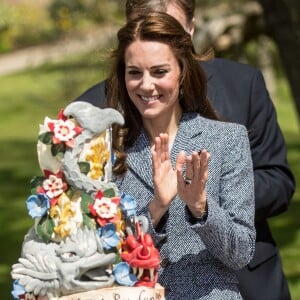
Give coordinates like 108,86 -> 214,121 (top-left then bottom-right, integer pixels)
154,69 -> 168,76
127,70 -> 140,75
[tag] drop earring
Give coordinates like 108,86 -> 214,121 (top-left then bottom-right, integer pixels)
180,88 -> 184,98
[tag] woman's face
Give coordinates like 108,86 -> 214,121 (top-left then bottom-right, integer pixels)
125,39 -> 181,123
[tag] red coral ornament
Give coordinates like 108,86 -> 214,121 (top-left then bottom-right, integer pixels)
121,221 -> 160,287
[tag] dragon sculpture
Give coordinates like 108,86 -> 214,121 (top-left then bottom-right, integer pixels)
12,227 -> 116,298
11,102 -> 160,299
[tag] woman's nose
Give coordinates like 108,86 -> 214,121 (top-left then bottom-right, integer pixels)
140,74 -> 154,90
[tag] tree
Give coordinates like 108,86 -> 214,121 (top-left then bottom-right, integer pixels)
258,0 -> 300,121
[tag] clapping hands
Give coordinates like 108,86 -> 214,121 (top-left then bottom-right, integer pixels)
149,133 -> 209,226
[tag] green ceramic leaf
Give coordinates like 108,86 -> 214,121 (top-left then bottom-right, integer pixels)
78,161 -> 90,175
30,176 -> 45,193
103,188 -> 116,198
51,142 -> 65,156
38,132 -> 53,145
80,192 -> 94,213
82,213 -> 96,230
37,216 -> 55,242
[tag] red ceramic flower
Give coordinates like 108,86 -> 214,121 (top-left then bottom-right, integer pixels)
89,190 -> 120,227
46,109 -> 82,148
37,170 -> 68,206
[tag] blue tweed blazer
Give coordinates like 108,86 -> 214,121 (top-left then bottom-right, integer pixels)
115,113 -> 256,300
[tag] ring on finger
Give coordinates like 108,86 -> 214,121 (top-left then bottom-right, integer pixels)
185,178 -> 192,184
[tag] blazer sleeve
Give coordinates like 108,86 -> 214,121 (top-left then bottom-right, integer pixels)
248,70 -> 295,222
192,125 -> 256,270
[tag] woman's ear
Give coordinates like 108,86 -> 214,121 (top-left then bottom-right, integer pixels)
187,17 -> 195,37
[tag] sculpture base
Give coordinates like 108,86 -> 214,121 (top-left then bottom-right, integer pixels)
55,284 -> 165,300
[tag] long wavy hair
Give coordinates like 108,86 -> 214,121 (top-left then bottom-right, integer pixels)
106,12 -> 218,175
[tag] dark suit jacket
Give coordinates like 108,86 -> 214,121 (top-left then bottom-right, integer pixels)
74,57 -> 295,300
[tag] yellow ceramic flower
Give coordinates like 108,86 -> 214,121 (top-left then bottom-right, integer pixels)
50,193 -> 78,239
85,133 -> 109,180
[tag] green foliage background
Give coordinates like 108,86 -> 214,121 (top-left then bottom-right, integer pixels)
0,0 -> 124,53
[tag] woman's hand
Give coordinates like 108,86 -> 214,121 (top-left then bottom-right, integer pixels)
149,133 -> 177,226
176,150 -> 210,218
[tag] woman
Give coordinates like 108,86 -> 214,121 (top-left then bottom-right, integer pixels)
106,12 -> 255,300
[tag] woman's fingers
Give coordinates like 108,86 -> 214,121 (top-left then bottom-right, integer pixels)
160,133 -> 169,161
177,149 -> 210,193
176,150 -> 210,217
175,151 -> 186,186
175,151 -> 186,173
185,155 -> 193,182
152,136 -> 162,172
193,149 -> 209,184
199,150 -> 209,187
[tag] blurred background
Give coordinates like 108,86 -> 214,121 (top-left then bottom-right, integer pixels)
0,0 -> 299,299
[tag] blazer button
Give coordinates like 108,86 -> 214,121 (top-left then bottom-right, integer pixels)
160,258 -> 170,268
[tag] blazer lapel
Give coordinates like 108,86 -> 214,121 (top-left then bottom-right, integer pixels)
171,113 -> 204,166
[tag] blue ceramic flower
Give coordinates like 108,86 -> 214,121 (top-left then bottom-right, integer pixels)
120,193 -> 136,217
11,280 -> 26,299
26,193 -> 50,218
113,262 -> 137,286
98,223 -> 120,250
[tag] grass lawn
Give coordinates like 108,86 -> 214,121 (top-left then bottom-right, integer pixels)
0,51 -> 299,299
